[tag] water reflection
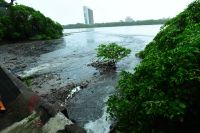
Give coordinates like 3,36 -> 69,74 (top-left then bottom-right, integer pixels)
86,31 -> 95,44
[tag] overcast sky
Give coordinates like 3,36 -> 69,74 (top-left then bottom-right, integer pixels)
6,0 -> 194,25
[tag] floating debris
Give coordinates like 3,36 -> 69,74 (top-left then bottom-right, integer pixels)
67,86 -> 81,99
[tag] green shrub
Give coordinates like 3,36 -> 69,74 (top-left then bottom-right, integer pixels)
107,0 -> 200,132
0,4 -> 63,42
96,43 -> 131,64
0,0 -> 5,3
22,77 -> 32,87
0,29 -> 3,40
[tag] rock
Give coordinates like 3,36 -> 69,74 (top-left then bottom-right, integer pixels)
93,72 -> 98,76
36,102 -> 59,123
20,64 -> 27,68
10,57 -> 17,60
57,124 -> 87,133
61,108 -> 69,118
50,89 -> 56,92
80,81 -> 89,89
109,121 -> 118,133
89,60 -> 117,73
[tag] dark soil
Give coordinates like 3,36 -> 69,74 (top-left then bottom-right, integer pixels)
88,60 -> 116,74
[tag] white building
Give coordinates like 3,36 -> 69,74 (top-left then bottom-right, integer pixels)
83,6 -> 94,25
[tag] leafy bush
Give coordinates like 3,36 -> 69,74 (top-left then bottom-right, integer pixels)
0,0 -> 5,2
22,77 -> 32,87
96,43 -> 131,64
107,0 -> 200,132
0,3 -> 63,42
0,29 -> 3,40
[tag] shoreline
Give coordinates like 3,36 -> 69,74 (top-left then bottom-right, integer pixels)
63,23 -> 164,30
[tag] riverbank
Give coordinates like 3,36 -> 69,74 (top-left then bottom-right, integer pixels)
0,25 -> 161,132
0,38 -> 90,96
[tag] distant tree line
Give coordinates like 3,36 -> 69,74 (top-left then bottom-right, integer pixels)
63,18 -> 170,29
0,0 -> 63,42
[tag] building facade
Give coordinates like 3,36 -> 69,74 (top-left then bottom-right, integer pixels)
83,6 -> 94,25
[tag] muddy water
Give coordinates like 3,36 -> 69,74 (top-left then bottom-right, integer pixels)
63,25 -> 161,132
0,25 -> 161,132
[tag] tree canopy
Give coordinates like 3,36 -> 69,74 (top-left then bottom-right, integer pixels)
0,0 -> 5,3
0,3 -> 63,42
96,43 -> 131,64
107,0 -> 200,132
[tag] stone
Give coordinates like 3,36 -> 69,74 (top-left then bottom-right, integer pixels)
57,124 -> 87,133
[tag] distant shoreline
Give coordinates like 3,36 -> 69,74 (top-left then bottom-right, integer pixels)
63,18 -> 168,29
64,23 -> 163,30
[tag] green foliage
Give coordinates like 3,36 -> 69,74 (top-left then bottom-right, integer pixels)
22,77 -> 32,87
0,4 -> 63,42
0,0 -> 5,3
107,0 -> 200,132
0,24 -> 3,40
96,43 -> 131,64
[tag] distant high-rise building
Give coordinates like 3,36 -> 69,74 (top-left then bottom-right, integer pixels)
83,6 -> 94,25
